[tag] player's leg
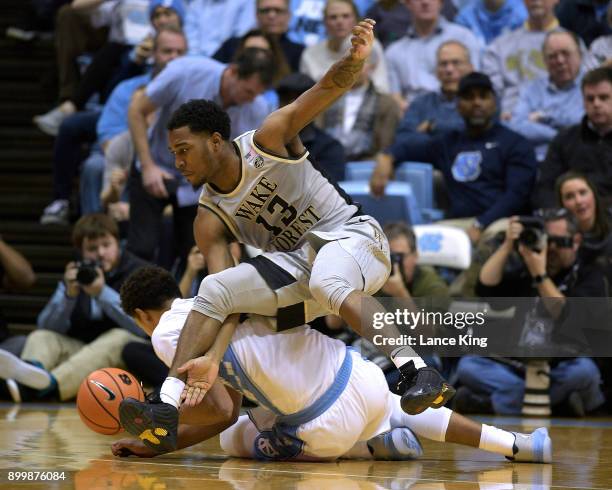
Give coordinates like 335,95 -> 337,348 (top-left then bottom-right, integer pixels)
120,255 -> 308,452
386,394 -> 552,463
308,218 -> 454,415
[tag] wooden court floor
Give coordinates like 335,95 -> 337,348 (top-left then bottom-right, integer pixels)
0,403 -> 610,489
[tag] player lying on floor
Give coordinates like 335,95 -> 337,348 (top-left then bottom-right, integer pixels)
114,267 -> 552,463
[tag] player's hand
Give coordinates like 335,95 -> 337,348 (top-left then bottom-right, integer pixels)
349,19 -> 375,62
177,355 -> 220,407
112,438 -> 158,458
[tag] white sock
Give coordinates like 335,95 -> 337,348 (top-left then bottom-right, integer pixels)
160,377 -> 185,409
390,348 -> 426,370
479,424 -> 515,457
0,349 -> 51,389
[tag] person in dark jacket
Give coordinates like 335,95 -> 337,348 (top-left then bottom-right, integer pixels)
533,67 -> 612,210
371,72 -> 538,245
0,214 -> 149,401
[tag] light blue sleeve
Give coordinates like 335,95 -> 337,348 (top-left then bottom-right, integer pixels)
96,286 -> 143,337
184,0 -> 201,56
509,83 -> 557,144
36,282 -> 77,333
97,78 -> 142,144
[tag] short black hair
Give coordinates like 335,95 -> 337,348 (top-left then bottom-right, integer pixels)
233,47 -> 275,87
120,266 -> 181,316
167,99 -> 232,140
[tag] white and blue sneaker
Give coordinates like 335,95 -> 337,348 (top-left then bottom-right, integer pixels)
506,427 -> 552,463
367,428 -> 423,461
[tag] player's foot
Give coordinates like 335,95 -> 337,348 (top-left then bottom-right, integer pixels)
506,427 -> 552,463
367,428 -> 423,460
119,397 -> 178,454
397,363 -> 455,415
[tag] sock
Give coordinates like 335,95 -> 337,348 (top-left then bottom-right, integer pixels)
160,377 -> 185,409
479,424 -> 516,457
389,394 -> 452,442
0,350 -> 52,390
390,348 -> 426,370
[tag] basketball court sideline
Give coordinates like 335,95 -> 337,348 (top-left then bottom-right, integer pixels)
0,403 -> 610,489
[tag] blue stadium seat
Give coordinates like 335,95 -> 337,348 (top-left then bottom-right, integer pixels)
345,161 -> 376,181
396,162 -> 434,210
338,180 -> 423,225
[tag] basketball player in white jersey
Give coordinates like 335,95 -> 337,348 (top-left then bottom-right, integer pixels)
116,267 -> 551,463
120,18 -> 455,449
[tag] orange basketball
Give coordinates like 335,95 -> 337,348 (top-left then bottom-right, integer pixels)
77,368 -> 145,435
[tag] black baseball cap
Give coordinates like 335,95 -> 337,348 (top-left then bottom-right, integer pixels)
276,73 -> 316,97
458,72 -> 495,97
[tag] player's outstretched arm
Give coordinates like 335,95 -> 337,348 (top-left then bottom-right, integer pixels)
254,19 -> 376,153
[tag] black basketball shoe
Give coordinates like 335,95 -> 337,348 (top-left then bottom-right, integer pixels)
396,362 -> 456,415
119,397 -> 179,454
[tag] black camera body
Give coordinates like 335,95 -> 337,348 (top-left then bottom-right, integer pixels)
75,259 -> 101,285
518,216 -> 546,252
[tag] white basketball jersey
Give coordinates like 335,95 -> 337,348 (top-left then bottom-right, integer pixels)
152,298 -> 346,415
199,131 -> 358,252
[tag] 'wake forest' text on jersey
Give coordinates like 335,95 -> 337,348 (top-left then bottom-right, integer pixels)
198,131 -> 359,252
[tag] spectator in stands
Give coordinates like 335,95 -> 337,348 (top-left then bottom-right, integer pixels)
216,29 -> 292,87
126,48 -> 274,264
0,237 -> 36,358
483,0 -> 563,115
371,72 -> 537,244
556,172 -> 612,260
287,0 -> 373,46
184,0 -> 255,57
39,26 -> 187,226
365,0 -> 458,48
589,3 -> 612,66
213,0 -> 304,72
394,40 -> 472,140
318,46 -> 400,161
33,0 -> 184,136
0,214 -> 148,401
300,0 -> 390,93
508,30 -> 585,159
385,0 -> 481,112
276,73 -> 346,182
556,0 -> 612,47
532,67 -> 612,209
455,211 -> 606,416
455,0 -> 527,45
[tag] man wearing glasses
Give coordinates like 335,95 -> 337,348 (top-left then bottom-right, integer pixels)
214,0 -> 305,71
454,209 -> 607,417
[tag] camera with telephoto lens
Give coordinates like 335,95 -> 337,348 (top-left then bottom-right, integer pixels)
75,259 -> 101,285
517,216 -> 546,252
390,252 -> 404,265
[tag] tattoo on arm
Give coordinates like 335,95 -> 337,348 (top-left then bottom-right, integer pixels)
321,56 -> 365,89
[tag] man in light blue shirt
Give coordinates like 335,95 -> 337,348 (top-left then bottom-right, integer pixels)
127,49 -> 274,263
455,0 -> 527,45
184,0 -> 256,56
395,40 -> 472,139
508,30 -> 585,159
385,0 -> 481,112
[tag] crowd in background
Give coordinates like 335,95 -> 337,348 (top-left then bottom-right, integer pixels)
0,0 -> 611,416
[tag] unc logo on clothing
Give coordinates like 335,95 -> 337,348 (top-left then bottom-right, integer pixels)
451,151 -> 482,182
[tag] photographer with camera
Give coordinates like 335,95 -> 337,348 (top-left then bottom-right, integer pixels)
454,211 -> 607,416
0,214 -> 149,402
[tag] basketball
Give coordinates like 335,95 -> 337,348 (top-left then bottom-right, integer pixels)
76,368 -> 145,435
